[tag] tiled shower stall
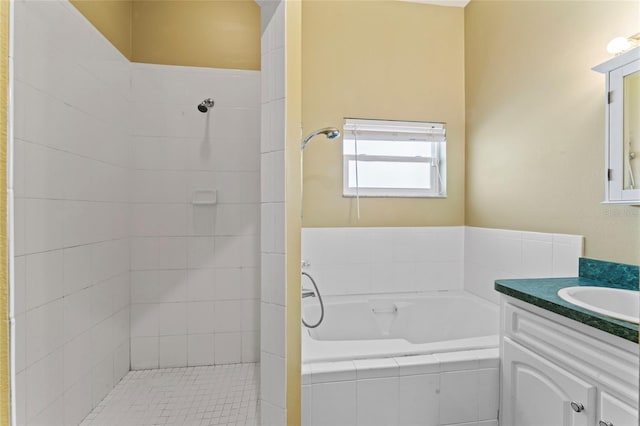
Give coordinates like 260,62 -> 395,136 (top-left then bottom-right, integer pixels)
10,1 -> 276,424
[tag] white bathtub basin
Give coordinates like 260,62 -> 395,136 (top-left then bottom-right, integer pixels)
557,286 -> 640,324
302,291 -> 499,363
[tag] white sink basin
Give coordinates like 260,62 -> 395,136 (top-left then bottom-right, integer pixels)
557,286 -> 640,324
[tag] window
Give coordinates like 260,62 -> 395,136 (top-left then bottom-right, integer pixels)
342,118 -> 446,198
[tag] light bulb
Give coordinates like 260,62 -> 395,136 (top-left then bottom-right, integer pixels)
607,36 -> 635,55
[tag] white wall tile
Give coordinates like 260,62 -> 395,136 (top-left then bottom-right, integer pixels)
187,333 -> 215,367
187,301 -> 215,335
399,374 -> 440,426
261,302 -> 285,356
440,370 -> 479,424
131,203 -> 189,237
131,303 -> 159,337
26,300 -> 63,367
260,3 -> 287,417
131,65 -> 260,371
310,361 -> 357,384
113,341 -> 130,384
241,331 -> 260,363
261,352 -> 286,408
131,271 -> 160,304
522,239 -> 553,278
241,300 -> 260,331
156,270 -> 189,303
63,373 -> 92,426
216,171 -> 260,204
213,301 -> 243,332
464,227 -> 583,303
187,236 -> 216,269
310,381 -> 357,426
14,314 -> 26,374
25,348 -> 63,423
91,355 -> 115,407
477,368 -> 499,421
302,385 -> 312,426
354,358 -> 398,380
214,235 -> 259,268
14,2 -> 133,421
301,227 -> 465,297
63,245 -> 94,297
130,337 -> 159,370
214,333 -> 242,364
261,253 -> 285,305
159,335 -> 188,368
261,401 -> 287,426
187,268 -> 216,301
29,396 -> 64,426
25,250 -> 63,311
63,331 -> 92,392
24,199 -> 65,254
14,370 -> 26,426
215,267 -> 259,300
158,303 -> 188,336
357,377 -> 399,426
215,204 -> 260,236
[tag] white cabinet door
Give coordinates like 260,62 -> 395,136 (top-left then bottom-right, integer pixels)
502,338 -> 596,426
598,391 -> 639,426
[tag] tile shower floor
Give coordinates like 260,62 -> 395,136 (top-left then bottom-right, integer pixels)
80,363 -> 260,426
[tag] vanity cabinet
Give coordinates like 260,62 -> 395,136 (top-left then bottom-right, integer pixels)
503,338 -> 595,426
500,298 -> 639,426
593,47 -> 640,205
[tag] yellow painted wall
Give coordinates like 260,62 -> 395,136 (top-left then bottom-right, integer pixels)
131,0 -> 260,70
71,0 -> 260,70
0,1 -> 9,423
301,0 -> 465,227
465,0 -> 640,265
70,0 -> 132,59
285,4 -> 302,424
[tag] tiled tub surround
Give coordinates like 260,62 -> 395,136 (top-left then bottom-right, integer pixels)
464,227 -> 584,304
12,1 -> 132,426
129,63 -> 261,370
301,227 -> 465,296
301,349 -> 499,426
495,258 -> 639,342
302,227 -> 583,299
300,226 -> 584,426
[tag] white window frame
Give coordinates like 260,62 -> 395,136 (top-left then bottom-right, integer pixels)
342,118 -> 446,198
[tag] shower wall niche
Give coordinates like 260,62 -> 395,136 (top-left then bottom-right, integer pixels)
129,64 -> 261,369
12,1 -> 261,424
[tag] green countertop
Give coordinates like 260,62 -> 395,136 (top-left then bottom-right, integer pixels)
495,277 -> 639,343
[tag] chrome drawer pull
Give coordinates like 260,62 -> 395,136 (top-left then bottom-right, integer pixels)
599,421 -> 614,426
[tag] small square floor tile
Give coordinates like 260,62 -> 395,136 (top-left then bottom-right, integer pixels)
80,364 -> 260,426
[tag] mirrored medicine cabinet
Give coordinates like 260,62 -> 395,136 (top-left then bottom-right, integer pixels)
594,46 -> 640,205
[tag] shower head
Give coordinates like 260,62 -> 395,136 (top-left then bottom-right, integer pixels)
301,127 -> 341,150
198,98 -> 215,113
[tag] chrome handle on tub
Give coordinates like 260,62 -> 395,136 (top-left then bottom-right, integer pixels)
599,421 -> 614,426
570,401 -> 584,413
